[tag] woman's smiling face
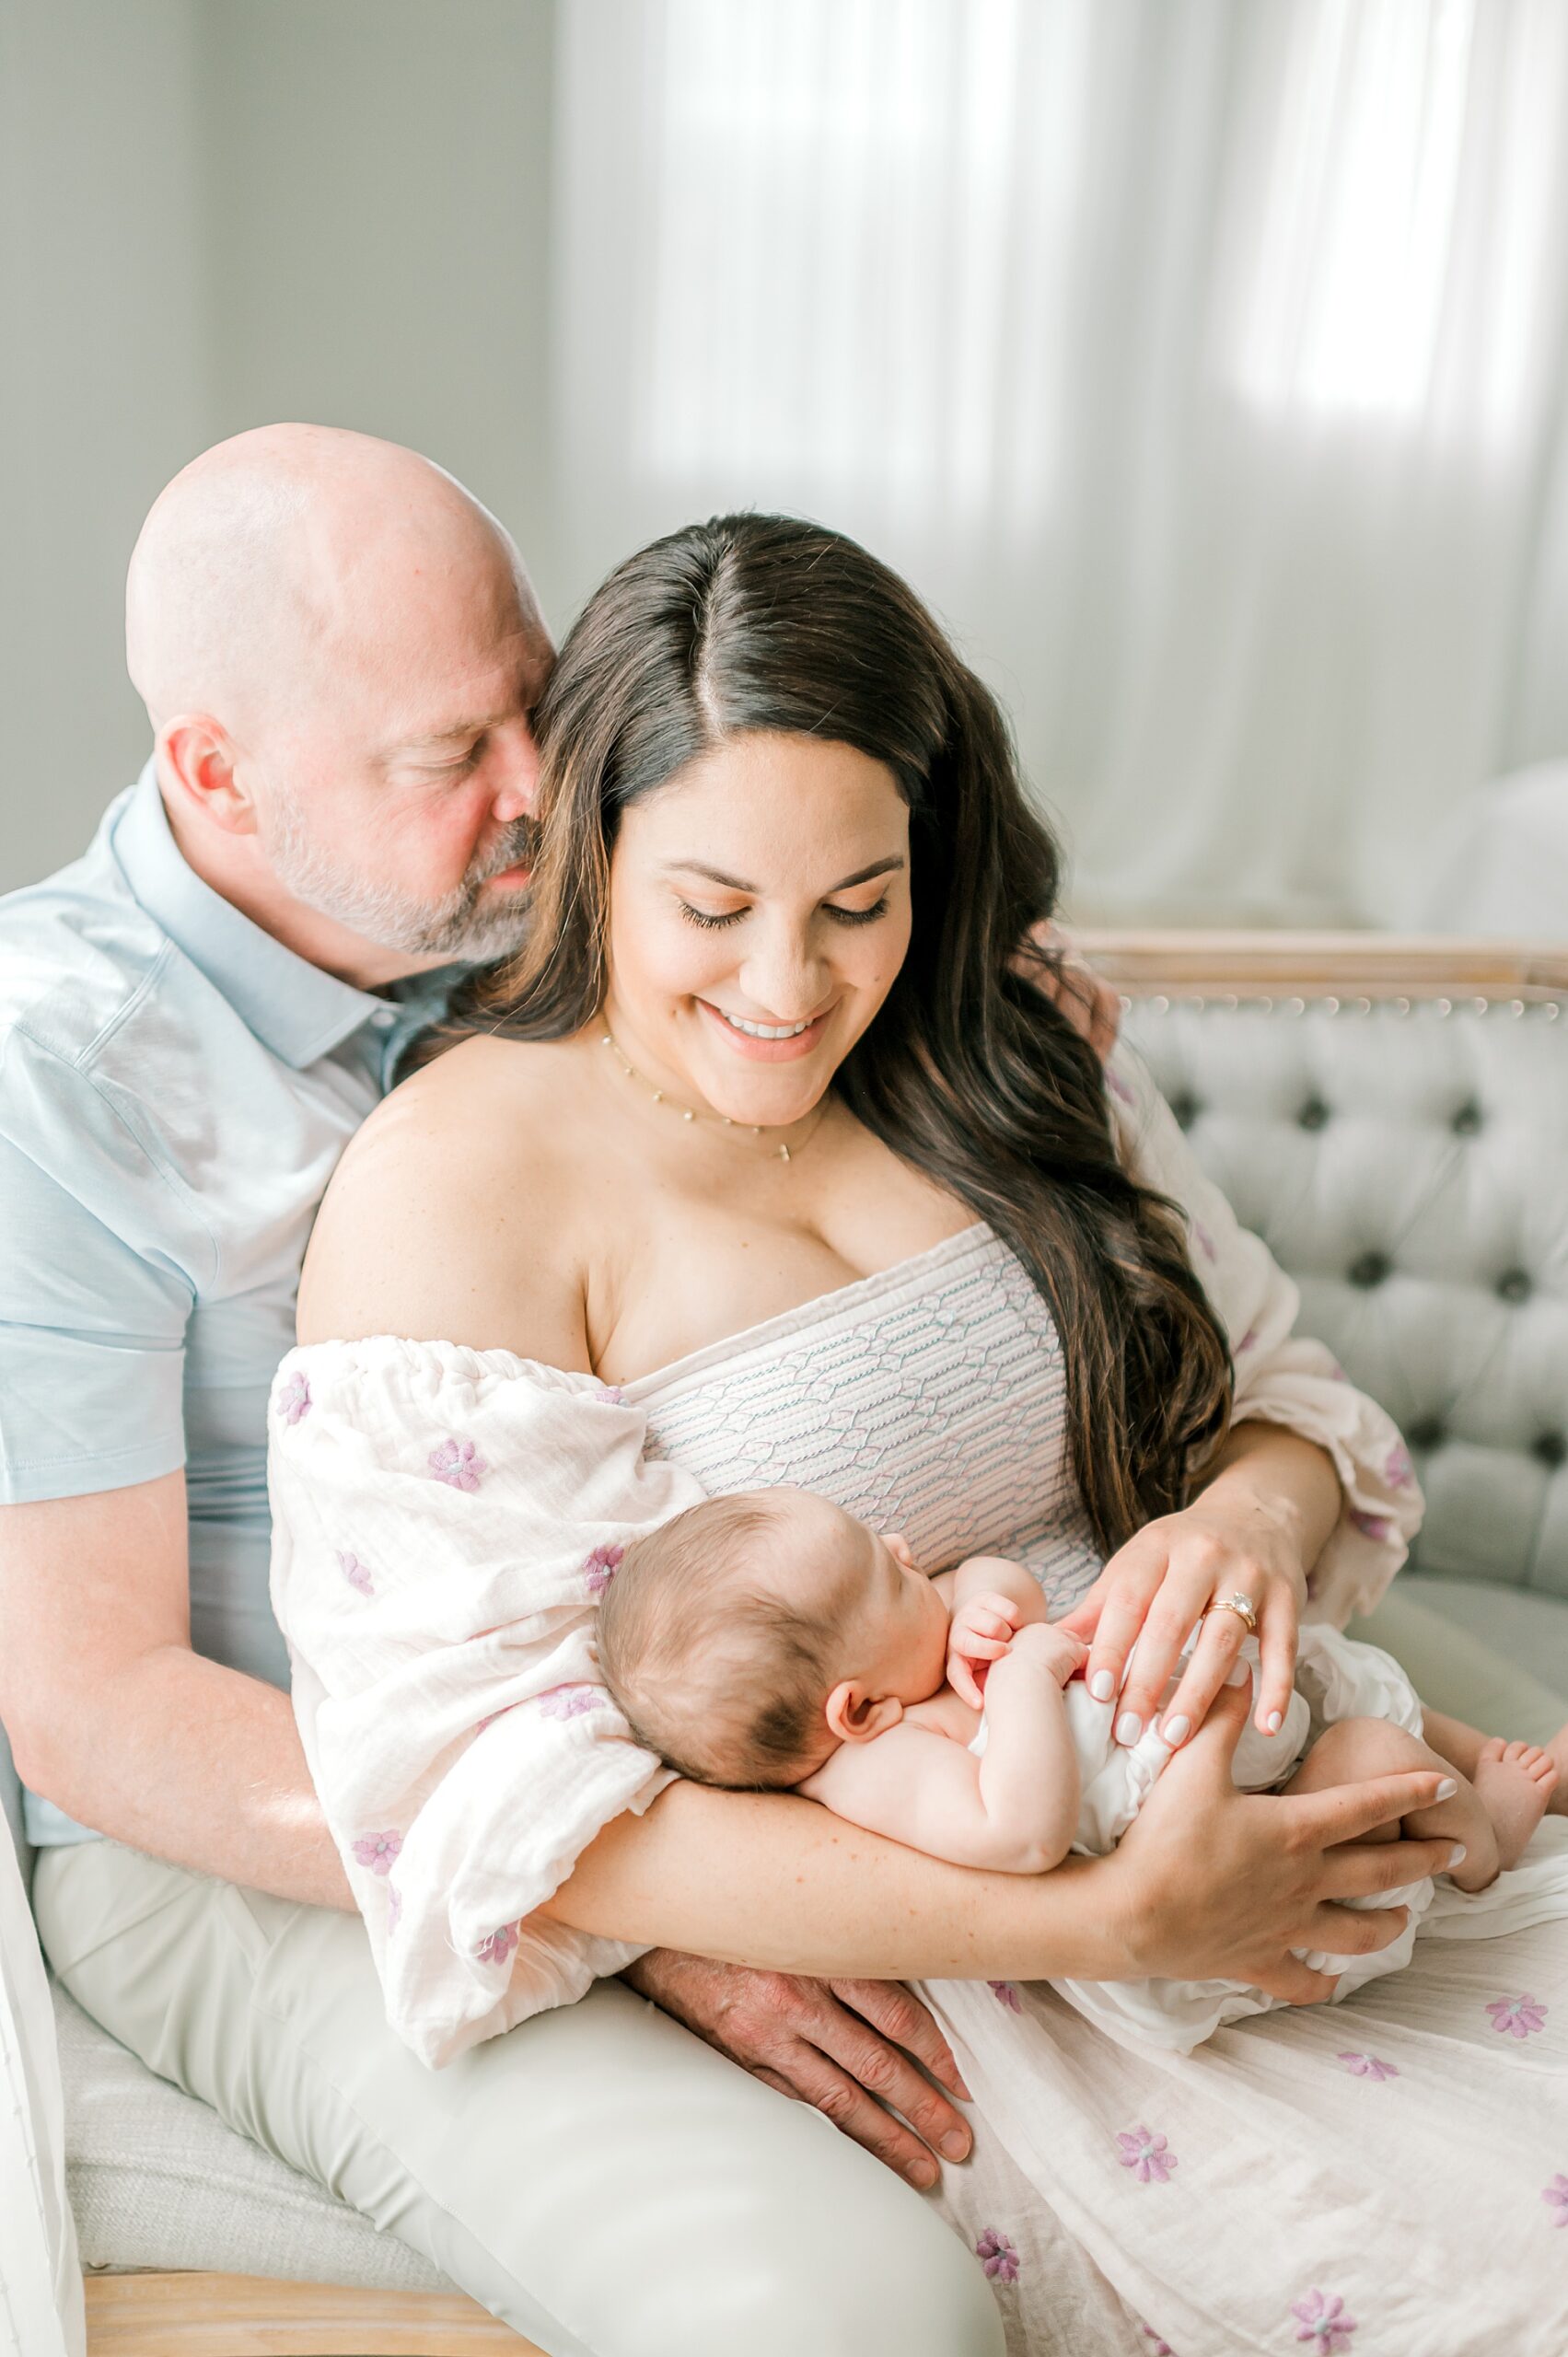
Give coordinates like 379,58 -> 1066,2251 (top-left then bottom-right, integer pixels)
602,730 -> 913,1127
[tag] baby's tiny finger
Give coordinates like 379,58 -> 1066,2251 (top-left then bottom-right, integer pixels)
948,1659 -> 982,1708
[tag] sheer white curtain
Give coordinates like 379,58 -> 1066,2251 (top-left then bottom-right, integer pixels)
550,0 -> 1568,925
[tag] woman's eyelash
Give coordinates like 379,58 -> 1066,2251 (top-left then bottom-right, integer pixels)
679,903 -> 743,930
677,896 -> 890,932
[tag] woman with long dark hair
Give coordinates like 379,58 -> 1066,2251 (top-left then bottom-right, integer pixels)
276,516 -> 1564,2355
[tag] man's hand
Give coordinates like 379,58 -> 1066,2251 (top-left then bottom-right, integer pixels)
1015,920 -> 1121,1060
620,1949 -> 972,2189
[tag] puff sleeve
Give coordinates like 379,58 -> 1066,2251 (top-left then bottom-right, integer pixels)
268,1337 -> 705,2066
1105,1044 -> 1423,1623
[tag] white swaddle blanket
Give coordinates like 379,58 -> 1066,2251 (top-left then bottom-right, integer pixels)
269,1341 -> 704,2065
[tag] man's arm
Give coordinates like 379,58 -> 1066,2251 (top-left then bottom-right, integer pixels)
0,1476 -> 351,1908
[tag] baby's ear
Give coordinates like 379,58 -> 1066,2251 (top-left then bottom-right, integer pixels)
880,1530 -> 916,1570
824,1679 -> 903,1746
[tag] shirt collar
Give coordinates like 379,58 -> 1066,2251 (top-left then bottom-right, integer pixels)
111,761 -> 460,1069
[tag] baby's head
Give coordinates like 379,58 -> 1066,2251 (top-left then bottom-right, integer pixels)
596,1487 -> 951,1788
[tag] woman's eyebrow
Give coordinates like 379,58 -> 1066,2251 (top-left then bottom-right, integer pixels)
663,855 -> 906,891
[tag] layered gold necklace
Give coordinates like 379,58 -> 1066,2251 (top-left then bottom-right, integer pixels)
599,1030 -> 830,1164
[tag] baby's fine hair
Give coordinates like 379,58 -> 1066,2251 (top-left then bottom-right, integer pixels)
596,1492 -> 846,1788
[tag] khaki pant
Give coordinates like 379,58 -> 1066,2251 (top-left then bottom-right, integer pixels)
35,1840 -> 1003,2357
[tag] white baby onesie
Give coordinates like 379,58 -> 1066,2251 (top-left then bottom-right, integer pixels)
970,1622 -> 1436,2050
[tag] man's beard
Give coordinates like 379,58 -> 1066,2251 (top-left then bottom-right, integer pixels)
266,792 -> 539,961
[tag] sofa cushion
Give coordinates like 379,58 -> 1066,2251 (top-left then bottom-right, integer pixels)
1126,994 -> 1568,1604
54,1981 -> 449,2291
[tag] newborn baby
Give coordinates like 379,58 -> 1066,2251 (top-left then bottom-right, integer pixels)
597,1486 -> 1561,2044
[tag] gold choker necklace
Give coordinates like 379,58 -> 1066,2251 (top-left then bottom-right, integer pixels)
599,1031 -> 826,1164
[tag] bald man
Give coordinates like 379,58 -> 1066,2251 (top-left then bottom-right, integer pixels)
0,429 -> 1015,2357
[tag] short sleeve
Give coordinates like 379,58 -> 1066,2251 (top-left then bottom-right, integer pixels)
0,1036 -> 196,1504
1105,1041 -> 1423,1623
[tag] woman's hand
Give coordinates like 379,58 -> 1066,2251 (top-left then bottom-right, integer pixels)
1107,1673 -> 1463,2001
619,1950 -> 972,2190
1060,1425 -> 1341,1748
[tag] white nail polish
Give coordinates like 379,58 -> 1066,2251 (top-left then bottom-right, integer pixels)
1089,1670 -> 1115,1702
1448,1844 -> 1466,1868
1161,1713 -> 1190,1747
1115,1711 -> 1142,1745
1435,1777 -> 1458,1801
1266,1710 -> 1283,1735
1225,1660 -> 1249,1687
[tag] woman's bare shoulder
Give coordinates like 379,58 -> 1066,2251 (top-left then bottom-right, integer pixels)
296,1033 -> 590,1361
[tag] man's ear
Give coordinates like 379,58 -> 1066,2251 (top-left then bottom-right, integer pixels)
824,1680 -> 903,1746
159,715 -> 260,837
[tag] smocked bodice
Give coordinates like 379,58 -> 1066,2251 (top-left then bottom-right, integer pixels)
626,1223 -> 1104,1605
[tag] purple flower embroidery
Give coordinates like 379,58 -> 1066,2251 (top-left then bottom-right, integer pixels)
353,1831 -> 402,1876
1486,1992 -> 1548,2039
386,1883 -> 401,1933
598,1383 -> 627,1405
1116,2126 -> 1178,2185
428,1437 -> 488,1492
1385,1442 -> 1415,1490
1542,2175 -> 1568,2227
1350,1510 -> 1393,1543
583,1542 -> 624,1598
975,2228 -> 1019,2282
337,1550 -> 374,1597
477,1922 -> 518,1968
538,1684 -> 604,1722
1290,2290 -> 1357,2351
1337,2052 -> 1399,2081
988,1980 -> 1022,2013
277,1371 -> 311,1425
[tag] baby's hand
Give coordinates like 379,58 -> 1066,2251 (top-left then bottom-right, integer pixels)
947,1592 -> 1024,1708
1002,1620 -> 1089,1689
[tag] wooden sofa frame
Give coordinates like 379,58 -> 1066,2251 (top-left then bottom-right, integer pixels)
80,931 -> 1568,2354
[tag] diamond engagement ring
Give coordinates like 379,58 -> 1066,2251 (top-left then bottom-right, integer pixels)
1205,1592 -> 1259,1635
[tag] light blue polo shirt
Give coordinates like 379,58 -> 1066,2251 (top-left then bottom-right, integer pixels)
0,764 -> 458,1845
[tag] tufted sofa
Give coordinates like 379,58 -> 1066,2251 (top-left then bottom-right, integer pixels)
5,932 -> 1566,2354
1095,931 -> 1568,1717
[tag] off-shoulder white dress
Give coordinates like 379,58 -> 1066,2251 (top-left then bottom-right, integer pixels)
270,1052 -> 1568,2357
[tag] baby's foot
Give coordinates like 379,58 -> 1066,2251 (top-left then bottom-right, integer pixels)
1542,1722 -> 1568,1817
1472,1737 -> 1559,1870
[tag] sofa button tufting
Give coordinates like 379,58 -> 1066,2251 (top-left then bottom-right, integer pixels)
1408,1418 -> 1446,1451
1497,1269 -> 1533,1306
1347,1250 -> 1391,1289
1451,1100 -> 1483,1137
1169,1091 -> 1202,1131
1533,1432 -> 1567,1469
1297,1097 -> 1330,1132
